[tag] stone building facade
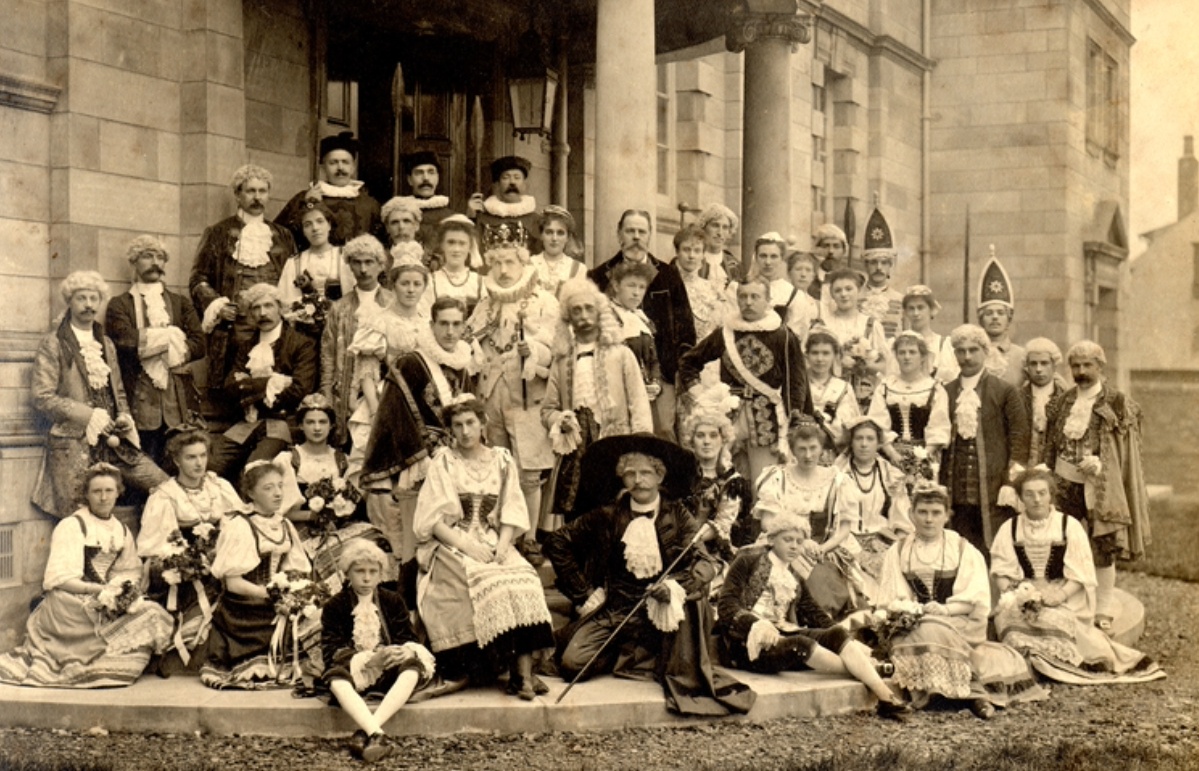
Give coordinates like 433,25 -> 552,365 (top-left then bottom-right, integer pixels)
0,0 -> 1132,641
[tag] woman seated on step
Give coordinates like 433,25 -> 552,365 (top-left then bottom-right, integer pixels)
715,512 -> 909,720
0,463 -> 173,688
989,468 -> 1164,685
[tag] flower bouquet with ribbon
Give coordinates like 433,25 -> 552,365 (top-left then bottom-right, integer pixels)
154,523 -> 218,663
867,598 -> 924,659
266,570 -> 331,682
305,476 -> 362,535
284,270 -> 332,335
896,444 -> 938,489
841,336 -> 882,382
94,580 -> 147,622
996,581 -> 1044,624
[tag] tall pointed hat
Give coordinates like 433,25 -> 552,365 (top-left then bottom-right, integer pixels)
862,194 -> 894,254
977,245 -> 1014,311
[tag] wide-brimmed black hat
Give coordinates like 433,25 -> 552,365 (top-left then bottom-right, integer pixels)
319,131 -> 360,160
490,155 -> 531,181
569,433 -> 697,517
403,151 -> 441,175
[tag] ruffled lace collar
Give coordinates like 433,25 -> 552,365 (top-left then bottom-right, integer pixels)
725,310 -> 782,333
317,180 -> 365,199
483,195 -> 536,218
483,265 -> 538,302
417,328 -> 476,373
399,194 -> 449,210
352,593 -> 383,652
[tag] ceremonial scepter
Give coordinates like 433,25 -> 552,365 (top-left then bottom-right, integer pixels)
517,311 -> 528,410
554,526 -> 706,705
842,198 -> 856,266
962,205 -> 971,323
391,64 -> 405,197
472,97 -> 484,198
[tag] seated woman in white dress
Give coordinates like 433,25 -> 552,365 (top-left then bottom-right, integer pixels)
752,421 -> 857,618
200,459 -> 312,689
805,329 -> 860,464
413,399 -> 554,699
990,468 -> 1163,685
868,331 -> 950,489
875,482 -> 1046,718
0,463 -> 172,688
138,429 -> 246,671
825,416 -> 914,603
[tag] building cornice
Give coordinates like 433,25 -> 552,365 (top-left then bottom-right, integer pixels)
802,1 -> 935,73
1081,0 -> 1136,46
0,74 -> 61,114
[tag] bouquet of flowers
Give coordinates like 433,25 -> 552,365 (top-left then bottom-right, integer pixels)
94,580 -> 146,621
284,270 -> 332,334
156,523 -> 218,588
305,476 -> 362,533
868,599 -> 924,658
842,336 -> 882,382
897,444 -> 937,488
267,570 -> 331,621
997,581 -> 1044,623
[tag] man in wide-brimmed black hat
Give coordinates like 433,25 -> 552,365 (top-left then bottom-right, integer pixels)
544,433 -> 755,716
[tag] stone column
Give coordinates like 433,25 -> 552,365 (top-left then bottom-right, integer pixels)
727,1 -> 813,277
593,0 -> 656,262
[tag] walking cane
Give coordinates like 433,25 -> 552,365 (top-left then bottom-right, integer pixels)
517,313 -> 528,410
554,526 -> 706,704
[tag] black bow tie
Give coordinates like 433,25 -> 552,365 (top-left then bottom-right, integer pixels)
576,351 -> 594,360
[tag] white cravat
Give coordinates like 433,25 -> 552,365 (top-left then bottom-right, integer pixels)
572,342 -> 599,411
622,496 -> 662,580
954,372 -> 982,440
1063,382 -> 1102,440
235,211 -> 273,268
1030,382 -> 1055,433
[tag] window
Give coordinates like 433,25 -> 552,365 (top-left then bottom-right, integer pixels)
0,525 -> 15,586
656,64 -> 674,198
1087,39 -> 1120,161
811,71 -> 832,231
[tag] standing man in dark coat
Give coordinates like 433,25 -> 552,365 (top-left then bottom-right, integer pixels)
544,434 -> 755,717
395,151 -> 457,254
589,210 -> 696,440
940,323 -> 1030,556
190,164 -> 295,416
276,131 -> 384,251
106,235 -> 206,463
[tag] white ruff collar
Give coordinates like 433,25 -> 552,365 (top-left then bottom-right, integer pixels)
483,265 -> 538,302
483,195 -> 536,218
726,310 -> 782,333
317,180 -> 365,199
417,328 -> 476,373
399,194 -> 449,210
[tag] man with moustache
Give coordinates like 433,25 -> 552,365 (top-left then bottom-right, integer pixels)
469,156 -> 541,255
589,210 -> 695,439
277,131 -> 384,251
394,151 -> 456,254
207,283 -> 317,478
1043,340 -> 1151,633
544,434 -> 755,716
190,164 -> 295,414
361,296 -> 478,601
940,323 -> 1030,557
976,256 -> 1026,386
810,223 -> 850,305
31,271 -> 168,517
857,206 -> 905,341
106,236 -> 206,463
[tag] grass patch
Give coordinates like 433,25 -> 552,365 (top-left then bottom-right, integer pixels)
714,739 -> 1196,771
1125,494 -> 1199,582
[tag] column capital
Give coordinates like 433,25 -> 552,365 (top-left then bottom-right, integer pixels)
726,11 -> 814,54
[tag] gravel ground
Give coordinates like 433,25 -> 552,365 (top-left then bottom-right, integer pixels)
1,570 -> 1196,771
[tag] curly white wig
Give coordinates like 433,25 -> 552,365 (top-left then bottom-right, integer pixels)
230,164 -> 273,195
125,235 -> 169,264
680,381 -> 739,448
1025,337 -> 1063,365
695,203 -> 739,238
381,196 -> 423,225
553,277 -> 622,354
240,282 -> 282,311
1066,339 -> 1106,366
763,511 -> 810,539
59,270 -> 111,304
342,234 -> 388,264
812,223 -> 848,246
337,539 -> 390,575
949,323 -> 990,351
483,245 -> 531,266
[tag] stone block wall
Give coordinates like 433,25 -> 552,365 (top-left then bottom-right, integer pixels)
1131,371 -> 1199,494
